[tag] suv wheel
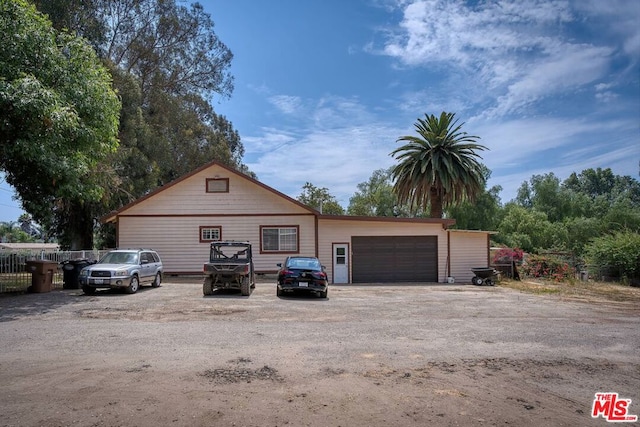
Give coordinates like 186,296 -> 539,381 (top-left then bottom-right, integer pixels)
152,273 -> 161,288
126,275 -> 140,294
83,285 -> 95,295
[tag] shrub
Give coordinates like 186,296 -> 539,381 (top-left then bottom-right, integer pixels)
521,254 -> 575,282
492,247 -> 524,264
584,231 -> 640,281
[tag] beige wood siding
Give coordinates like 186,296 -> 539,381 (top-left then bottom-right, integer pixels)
118,214 -> 317,273
121,164 -> 310,216
317,219 -> 449,283
448,231 -> 490,283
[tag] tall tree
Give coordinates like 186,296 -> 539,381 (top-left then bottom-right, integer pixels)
447,184 -> 503,231
515,173 -> 571,222
446,164 -> 501,230
348,169 -> 412,217
390,112 -> 488,218
0,0 -> 120,249
297,183 -> 344,215
32,0 -> 244,247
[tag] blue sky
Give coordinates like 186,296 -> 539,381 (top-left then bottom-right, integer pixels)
1,0 -> 639,222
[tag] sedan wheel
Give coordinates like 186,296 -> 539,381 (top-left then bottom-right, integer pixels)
126,276 -> 140,294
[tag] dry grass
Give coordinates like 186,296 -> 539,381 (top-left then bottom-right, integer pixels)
499,277 -> 640,305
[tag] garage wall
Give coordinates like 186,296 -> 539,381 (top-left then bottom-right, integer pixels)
317,218 -> 449,283
448,231 -> 490,283
118,214 -> 317,274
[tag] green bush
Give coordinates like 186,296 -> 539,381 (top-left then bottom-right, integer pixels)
585,231 -> 640,281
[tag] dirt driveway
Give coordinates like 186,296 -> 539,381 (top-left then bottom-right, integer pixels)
1,279 -> 639,427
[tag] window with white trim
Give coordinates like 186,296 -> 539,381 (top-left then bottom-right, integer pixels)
261,226 -> 298,252
200,226 -> 221,242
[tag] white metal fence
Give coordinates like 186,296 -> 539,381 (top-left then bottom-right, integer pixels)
0,249 -> 110,293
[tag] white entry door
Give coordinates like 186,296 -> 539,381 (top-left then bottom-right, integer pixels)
332,243 -> 349,284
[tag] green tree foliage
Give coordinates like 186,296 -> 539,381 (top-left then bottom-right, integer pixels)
585,230 -> 640,281
347,169 -> 412,217
30,0 -> 244,247
17,213 -> 41,239
390,112 -> 488,218
496,203 -> 557,252
515,173 -> 574,222
0,0 -> 120,249
0,221 -> 35,243
297,183 -> 345,215
445,165 -> 502,230
508,168 -> 640,255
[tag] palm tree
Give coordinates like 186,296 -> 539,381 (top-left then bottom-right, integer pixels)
390,112 -> 488,218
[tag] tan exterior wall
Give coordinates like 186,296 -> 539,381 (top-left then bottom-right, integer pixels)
109,162 -> 491,284
118,214 -> 317,274
122,164 -> 310,216
317,218 -> 449,283
448,231 -> 490,283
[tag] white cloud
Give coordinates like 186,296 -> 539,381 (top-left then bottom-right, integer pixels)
243,95 -> 404,206
379,0 -> 623,118
485,44 -> 613,117
268,95 -> 304,115
247,124 -> 400,206
238,0 -> 639,209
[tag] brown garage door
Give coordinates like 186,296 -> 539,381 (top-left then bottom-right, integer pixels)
351,236 -> 438,283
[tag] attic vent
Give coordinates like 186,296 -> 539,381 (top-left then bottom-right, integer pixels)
206,178 -> 229,193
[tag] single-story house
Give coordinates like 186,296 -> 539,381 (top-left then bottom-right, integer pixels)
103,161 -> 493,283
0,243 -> 61,252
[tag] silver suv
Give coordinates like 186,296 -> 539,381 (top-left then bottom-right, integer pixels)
79,249 -> 163,294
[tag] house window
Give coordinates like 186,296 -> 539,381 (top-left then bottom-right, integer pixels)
261,226 -> 298,252
200,226 -> 222,243
206,178 -> 229,193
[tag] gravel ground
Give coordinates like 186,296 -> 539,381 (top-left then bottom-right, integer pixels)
0,278 -> 639,427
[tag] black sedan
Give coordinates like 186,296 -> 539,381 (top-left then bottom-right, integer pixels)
276,256 -> 328,298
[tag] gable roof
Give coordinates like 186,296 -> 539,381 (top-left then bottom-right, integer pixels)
101,160 -> 319,223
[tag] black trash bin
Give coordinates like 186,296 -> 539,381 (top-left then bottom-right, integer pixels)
62,259 -> 94,289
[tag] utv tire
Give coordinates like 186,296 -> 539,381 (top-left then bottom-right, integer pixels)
240,277 -> 251,296
203,277 -> 214,295
472,276 -> 484,286
83,285 -> 95,295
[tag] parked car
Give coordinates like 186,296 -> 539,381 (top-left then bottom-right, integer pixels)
276,256 -> 328,298
78,249 -> 163,294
